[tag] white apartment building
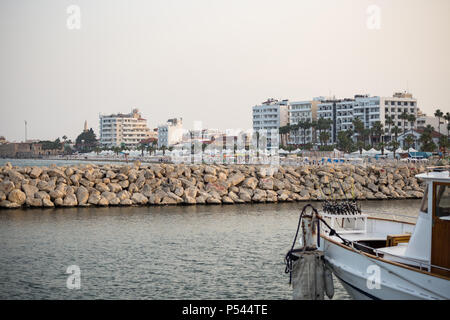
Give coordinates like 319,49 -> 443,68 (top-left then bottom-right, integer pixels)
381,92 -> 418,139
317,98 -> 360,144
99,108 -> 152,148
252,99 -> 289,131
416,111 -> 440,130
316,92 -> 419,144
158,118 -> 183,148
288,100 -> 318,145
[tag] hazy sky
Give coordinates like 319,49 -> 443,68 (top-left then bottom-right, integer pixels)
1,0 -> 449,142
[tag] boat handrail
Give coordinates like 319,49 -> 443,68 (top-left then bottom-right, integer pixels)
335,236 -> 450,273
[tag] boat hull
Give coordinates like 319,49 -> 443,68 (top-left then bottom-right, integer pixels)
320,236 -> 450,300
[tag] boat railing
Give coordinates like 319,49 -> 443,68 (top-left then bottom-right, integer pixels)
341,237 -> 450,273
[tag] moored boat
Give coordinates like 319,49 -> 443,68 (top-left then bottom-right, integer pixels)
286,167 -> 450,300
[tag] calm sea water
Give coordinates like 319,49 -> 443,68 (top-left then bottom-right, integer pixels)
0,201 -> 420,300
0,159 -> 421,300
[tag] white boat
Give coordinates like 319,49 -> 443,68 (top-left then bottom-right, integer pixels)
315,169 -> 450,300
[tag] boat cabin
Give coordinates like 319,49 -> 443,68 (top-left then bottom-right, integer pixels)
375,169 -> 450,277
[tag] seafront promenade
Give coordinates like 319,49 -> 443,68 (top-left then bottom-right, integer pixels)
0,161 -> 428,209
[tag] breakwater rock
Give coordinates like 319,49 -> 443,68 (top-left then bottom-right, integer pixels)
0,162 -> 427,209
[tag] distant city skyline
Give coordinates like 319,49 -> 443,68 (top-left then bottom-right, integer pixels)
1,0 -> 449,142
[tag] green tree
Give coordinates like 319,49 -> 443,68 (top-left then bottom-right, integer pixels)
310,119 -> 318,144
385,115 -> 394,142
389,140 -> 400,158
408,114 -> 416,130
352,118 -> 365,147
404,134 -> 415,149
298,120 -> 312,146
137,143 -> 146,156
279,125 -> 291,147
371,121 -> 384,145
319,131 -> 330,146
337,130 -> 354,153
391,126 -> 402,142
399,111 -> 409,134
377,142 -> 386,155
317,118 -> 332,145
434,109 -> 444,135
419,125 -> 437,152
75,128 -> 98,153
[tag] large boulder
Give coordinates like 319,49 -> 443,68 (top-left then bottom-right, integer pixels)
258,178 -> 274,190
88,193 -> 101,205
0,200 -> 21,208
242,177 -> 258,190
131,193 -> 148,205
22,184 -> 39,198
76,186 -> 89,205
204,174 -> 217,183
29,167 -> 43,179
63,194 -> 78,206
227,173 -> 245,186
0,181 -> 15,194
8,189 -> 26,205
238,189 -> 252,202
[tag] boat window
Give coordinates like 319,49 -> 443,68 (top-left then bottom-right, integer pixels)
435,184 -> 450,218
420,186 -> 428,213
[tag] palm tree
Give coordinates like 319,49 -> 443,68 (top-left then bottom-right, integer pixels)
289,123 -> 299,146
419,125 -> 437,152
279,125 -> 290,147
319,131 -> 330,146
310,119 -> 318,145
112,146 -> 121,156
408,114 -> 416,131
390,140 -> 400,159
377,142 -> 386,155
444,112 -> 450,138
298,120 -> 312,146
353,118 -> 365,147
404,134 -> 415,149
371,121 -> 384,145
161,145 -> 167,156
391,126 -> 402,142
385,115 -> 394,142
317,118 -> 332,145
357,141 -> 364,155
399,111 -> 409,135
434,109 -> 443,134
137,143 -> 146,156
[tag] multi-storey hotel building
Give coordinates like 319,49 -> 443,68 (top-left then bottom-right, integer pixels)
288,100 -> 319,145
99,109 -> 152,148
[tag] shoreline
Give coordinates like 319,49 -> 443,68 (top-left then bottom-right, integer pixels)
0,161 -> 426,209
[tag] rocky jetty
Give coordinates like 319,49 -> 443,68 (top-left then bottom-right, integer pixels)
0,161 -> 427,209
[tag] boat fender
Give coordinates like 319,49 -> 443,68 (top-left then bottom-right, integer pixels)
291,251 -> 334,300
